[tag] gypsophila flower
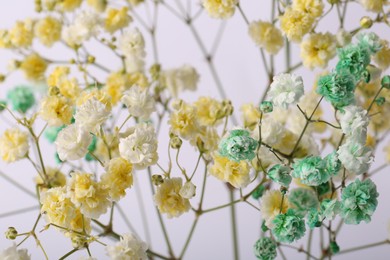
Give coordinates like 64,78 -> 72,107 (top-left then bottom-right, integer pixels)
337,139 -> 374,175
55,124 -> 92,161
307,208 -> 321,229
267,73 -> 304,109
268,164 -> 292,187
179,181 -> 196,199
359,0 -> 386,13
0,128 -> 29,163
202,0 -> 238,19
39,95 -> 73,127
106,233 -> 148,260
105,7 -> 132,34
339,105 -> 369,143
292,156 -> 331,186
260,101 -> 273,113
34,16 -> 62,47
7,85 -> 35,113
340,178 -> 379,224
260,190 -> 289,228
162,65 -> 200,98
74,97 -> 110,134
336,28 -> 352,48
324,151 -> 342,176
300,32 -> 336,69
280,7 -> 314,42
248,20 -> 284,55
119,123 -> 158,169
272,209 -> 306,243
121,86 -> 155,119
119,28 -> 146,73
253,237 -> 277,260
288,188 -> 319,216
0,244 -> 30,260
154,177 -> 191,218
320,199 -> 340,220
336,43 -> 371,81
357,32 -> 382,54
219,129 -> 258,162
255,117 -> 285,145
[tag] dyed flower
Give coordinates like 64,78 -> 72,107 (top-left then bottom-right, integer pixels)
0,244 -> 30,260
119,123 -> 158,169
340,179 -> 378,224
39,95 -> 73,127
260,190 -> 289,228
267,73 -> 304,109
260,101 -> 273,113
357,32 -> 382,54
7,85 -> 35,113
119,28 -> 146,73
74,98 -> 110,134
253,237 -> 277,260
106,233 -> 148,260
20,53 -> 48,81
324,151 -> 342,176
336,43 -> 371,81
241,103 -> 261,130
288,188 -> 319,216
87,0 -> 107,12
9,19 -> 34,48
154,177 -> 191,218
272,209 -> 306,243
373,40 -> 390,70
248,21 -> 284,55
320,199 -> 340,220
34,16 -> 62,47
121,86 -> 155,119
359,0 -> 387,13
292,156 -> 331,186
337,139 -> 373,175
105,7 -> 132,33
55,124 -> 92,161
202,0 -> 238,19
293,0 -> 324,18
268,164 -> 292,187
193,97 -> 224,127
307,208 -> 321,229
280,7 -> 314,42
169,101 -> 201,139
219,129 -> 258,162
209,153 -> 251,189
101,157 -> 133,201
162,65 -> 199,98
0,128 -> 29,163
300,32 -> 336,69
339,105 -> 369,143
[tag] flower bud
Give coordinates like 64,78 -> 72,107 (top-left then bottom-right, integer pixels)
5,227 -> 18,240
0,100 -> 7,112
260,101 -> 273,113
375,97 -> 385,106
71,235 -> 87,249
170,136 -> 182,149
360,16 -> 373,29
330,241 -> 340,254
48,86 -> 60,96
152,174 -> 164,186
381,75 -> 390,89
179,181 -> 196,199
87,56 -> 96,64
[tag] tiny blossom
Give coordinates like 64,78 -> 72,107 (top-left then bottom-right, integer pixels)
260,101 -> 273,113
268,164 -> 292,187
121,86 -> 156,119
320,199 -> 340,220
7,85 -> 35,113
0,128 -> 29,163
55,124 -> 92,161
119,123 -> 158,169
260,190 -> 289,228
288,188 -> 319,216
241,103 -> 261,129
179,181 -> 197,199
266,73 -> 304,109
74,97 -> 110,134
300,32 -> 337,69
336,28 -> 352,48
292,156 -> 331,186
336,43 -> 371,81
106,233 -> 148,260
202,0 -> 238,19
340,179 -> 378,224
357,32 -> 382,54
219,129 -> 258,162
119,28 -> 146,73
0,244 -> 30,260
339,105 -> 369,143
162,65 -> 200,98
39,95 -> 73,127
253,237 -> 277,260
248,20 -> 284,55
272,209 -> 306,243
324,151 -> 342,176
280,7 -> 314,42
307,208 -> 321,229
255,117 -> 285,145
337,139 -> 374,175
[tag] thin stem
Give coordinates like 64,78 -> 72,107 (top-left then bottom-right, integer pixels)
229,189 -> 240,260
0,206 -> 39,218
338,240 -> 389,255
189,153 -> 202,180
307,230 -> 313,260
179,217 -> 199,258
281,244 -> 320,260
59,248 -> 79,260
134,174 -> 152,247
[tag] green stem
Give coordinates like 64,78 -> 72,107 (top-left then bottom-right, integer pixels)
229,189 -> 240,260
337,240 -> 389,255
179,217 -> 199,258
59,248 -> 79,260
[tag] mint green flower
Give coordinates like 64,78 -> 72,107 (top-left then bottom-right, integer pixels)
253,237 -> 277,260
307,208 -> 321,229
7,85 -> 35,113
219,129 -> 258,161
382,75 -> 390,89
260,101 -> 273,113
320,199 -> 340,220
268,164 -> 292,187
44,126 -> 65,143
336,43 -> 371,81
252,185 -> 266,200
324,152 -> 341,176
289,188 -> 319,216
340,179 -> 378,224
0,100 -> 6,111
272,209 -> 306,243
357,32 -> 382,54
317,71 -> 356,110
316,181 -> 331,197
292,156 -> 330,186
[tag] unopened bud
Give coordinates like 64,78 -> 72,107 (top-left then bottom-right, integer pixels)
152,174 -> 164,186
360,16 -> 373,29
260,101 -> 273,113
87,56 -> 95,64
179,181 -> 196,199
381,75 -> 390,89
5,227 -> 18,240
170,136 -> 182,149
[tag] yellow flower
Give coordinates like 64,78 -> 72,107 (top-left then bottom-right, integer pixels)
39,95 -> 73,126
9,19 -> 34,48
202,0 -> 238,19
169,101 -> 201,140
280,7 -> 314,42
248,21 -> 284,55
87,0 -> 107,12
104,72 -> 133,105
241,103 -> 261,130
35,167 -> 67,188
67,172 -> 111,219
20,53 -> 48,81
193,97 -> 224,127
77,89 -> 112,111
260,190 -> 289,228
293,0 -> 324,18
190,126 -> 220,155
95,133 -> 120,162
101,157 -> 133,201
0,128 -> 29,163
47,66 -> 81,100
359,0 -> 387,13
34,16 -> 62,47
47,66 -> 70,87
209,153 -> 251,188
373,40 -> 390,70
0,30 -> 12,48
154,177 -> 191,218
105,7 -> 132,33
58,0 -> 83,12
300,32 -> 336,69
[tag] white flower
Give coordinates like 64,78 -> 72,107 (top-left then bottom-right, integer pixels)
106,233 -> 148,260
179,181 -> 196,199
0,128 -> 29,163
253,116 -> 285,145
162,65 -> 200,97
337,138 -> 374,175
119,28 -> 146,73
119,123 -> 158,169
74,98 -> 110,134
336,28 -> 352,48
267,73 -> 304,109
121,86 -> 155,119
55,124 -> 92,161
339,105 -> 369,144
0,244 -> 30,260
